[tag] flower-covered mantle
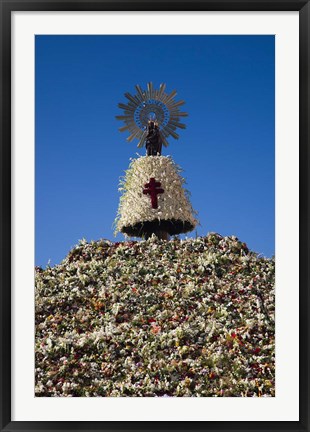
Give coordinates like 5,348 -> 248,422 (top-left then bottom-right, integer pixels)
114,155 -> 198,237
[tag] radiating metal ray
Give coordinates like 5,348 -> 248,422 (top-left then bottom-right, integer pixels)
135,84 -> 145,102
162,136 -> 169,147
169,100 -> 186,108
119,125 -> 131,132
147,82 -> 153,99
164,90 -> 177,104
174,112 -> 188,117
137,131 -> 148,148
118,103 -> 133,111
125,92 -> 139,105
115,115 -> 133,121
170,121 -> 186,129
127,129 -> 142,142
166,129 -> 179,140
158,83 -> 166,99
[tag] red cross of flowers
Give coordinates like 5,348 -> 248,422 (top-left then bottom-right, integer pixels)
143,178 -> 164,209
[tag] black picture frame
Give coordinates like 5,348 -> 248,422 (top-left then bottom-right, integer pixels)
1,1 -> 309,431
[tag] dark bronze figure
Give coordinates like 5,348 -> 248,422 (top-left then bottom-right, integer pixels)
145,121 -> 163,156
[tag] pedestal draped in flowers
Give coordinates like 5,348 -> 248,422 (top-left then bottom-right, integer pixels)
114,155 -> 198,238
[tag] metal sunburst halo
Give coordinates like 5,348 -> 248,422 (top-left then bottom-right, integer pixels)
116,82 -> 188,148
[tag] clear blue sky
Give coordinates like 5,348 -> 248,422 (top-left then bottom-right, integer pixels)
35,35 -> 275,267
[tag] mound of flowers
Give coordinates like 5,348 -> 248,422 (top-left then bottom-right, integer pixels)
35,233 -> 275,397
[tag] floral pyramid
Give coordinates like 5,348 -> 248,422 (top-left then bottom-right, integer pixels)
35,234 -> 275,397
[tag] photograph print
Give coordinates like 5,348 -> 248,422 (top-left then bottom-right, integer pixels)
35,34 -> 275,397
